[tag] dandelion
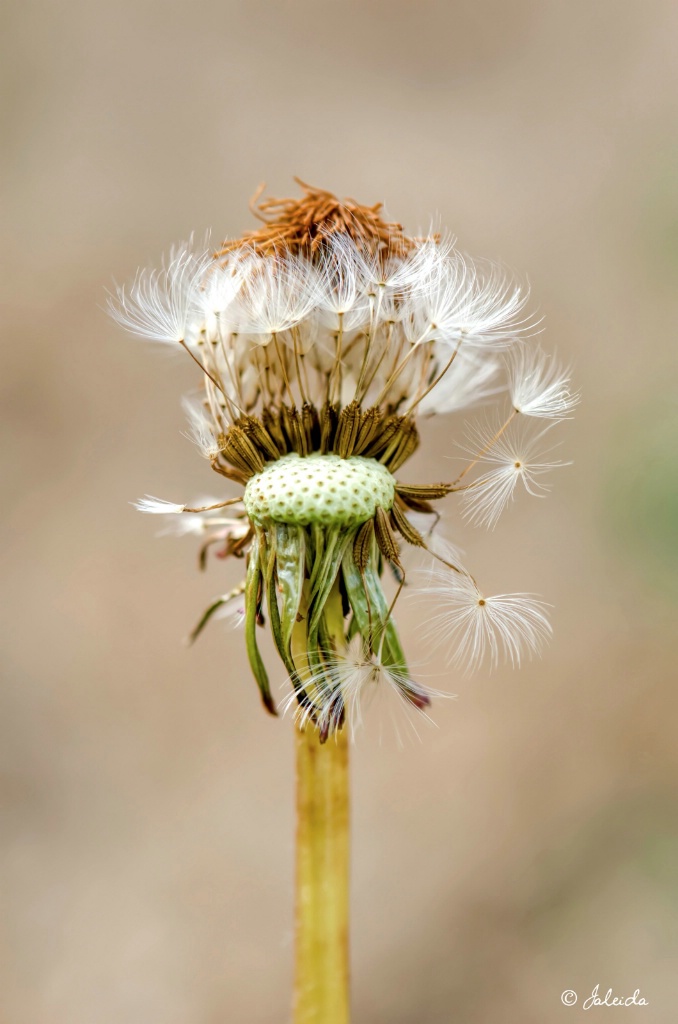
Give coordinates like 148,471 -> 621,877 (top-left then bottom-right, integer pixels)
111,179 -> 574,1024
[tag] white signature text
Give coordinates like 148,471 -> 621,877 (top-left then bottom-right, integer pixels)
561,985 -> 648,1009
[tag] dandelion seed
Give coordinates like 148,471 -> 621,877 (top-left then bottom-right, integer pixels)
417,351 -> 502,415
239,253 -> 319,337
404,253 -> 533,351
181,397 -> 221,460
158,507 -> 249,539
108,244 -> 210,346
509,344 -> 579,419
282,641 -> 445,742
194,254 -> 248,331
134,496 -> 186,515
424,569 -> 552,672
313,234 -> 371,331
460,420 -> 567,528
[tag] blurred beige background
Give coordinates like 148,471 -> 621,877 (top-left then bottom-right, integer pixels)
2,1 -> 678,1021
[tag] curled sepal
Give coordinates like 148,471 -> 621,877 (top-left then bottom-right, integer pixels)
188,582 -> 245,644
245,534 -> 277,716
341,545 -> 407,672
274,523 -> 306,650
364,562 -> 409,677
307,528 -> 356,637
263,531 -> 299,681
267,525 -> 314,717
266,567 -> 304,707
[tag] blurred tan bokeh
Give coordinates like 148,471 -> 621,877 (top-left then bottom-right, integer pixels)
2,1 -> 678,1021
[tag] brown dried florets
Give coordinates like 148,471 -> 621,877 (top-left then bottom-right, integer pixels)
215,177 -> 415,259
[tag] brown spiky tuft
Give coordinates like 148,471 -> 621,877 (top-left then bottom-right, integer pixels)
216,177 -> 413,259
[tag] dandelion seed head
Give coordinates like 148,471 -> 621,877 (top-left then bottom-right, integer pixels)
111,181 -> 574,734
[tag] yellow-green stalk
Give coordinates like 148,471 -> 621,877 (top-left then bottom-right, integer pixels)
294,723 -> 349,1024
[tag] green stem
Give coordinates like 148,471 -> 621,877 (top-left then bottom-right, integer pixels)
293,723 -> 350,1024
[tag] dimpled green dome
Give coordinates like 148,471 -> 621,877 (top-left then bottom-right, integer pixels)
243,453 -> 396,527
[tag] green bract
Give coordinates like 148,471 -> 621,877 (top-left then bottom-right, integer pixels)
243,453 -> 396,527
